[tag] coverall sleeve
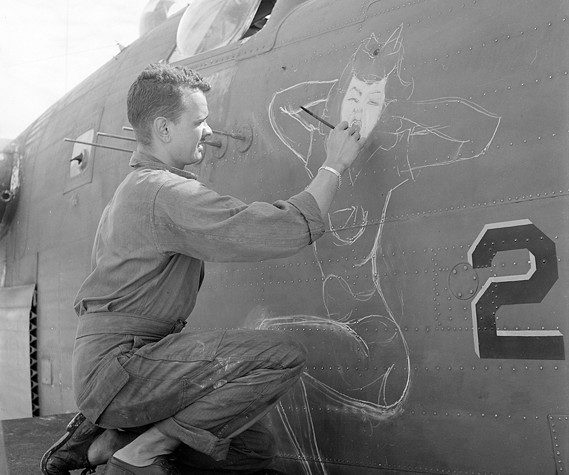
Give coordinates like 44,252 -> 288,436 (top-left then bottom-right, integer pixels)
152,178 -> 325,262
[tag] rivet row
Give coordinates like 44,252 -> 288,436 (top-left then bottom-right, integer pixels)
406,19 -> 568,70
412,364 -> 561,372
377,189 -> 569,222
409,408 -> 551,421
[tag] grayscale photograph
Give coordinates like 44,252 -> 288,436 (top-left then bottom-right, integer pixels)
0,1 -> 567,473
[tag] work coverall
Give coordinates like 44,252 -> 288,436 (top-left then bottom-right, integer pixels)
72,151 -> 325,471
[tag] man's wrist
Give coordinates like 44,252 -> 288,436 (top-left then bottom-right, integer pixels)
322,161 -> 345,175
318,166 -> 342,189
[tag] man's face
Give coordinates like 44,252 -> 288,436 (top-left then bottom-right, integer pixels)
340,75 -> 387,140
166,88 -> 212,169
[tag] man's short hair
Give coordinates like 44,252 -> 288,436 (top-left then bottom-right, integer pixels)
127,63 -> 211,146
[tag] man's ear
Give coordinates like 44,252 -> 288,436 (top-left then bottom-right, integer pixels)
153,117 -> 170,143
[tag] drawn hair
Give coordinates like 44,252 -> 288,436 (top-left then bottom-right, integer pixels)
324,26 -> 413,126
127,63 -> 210,145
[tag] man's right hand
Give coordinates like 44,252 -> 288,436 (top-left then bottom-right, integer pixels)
324,121 -> 364,173
304,121 -> 367,220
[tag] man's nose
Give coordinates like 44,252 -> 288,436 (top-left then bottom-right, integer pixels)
202,121 -> 213,139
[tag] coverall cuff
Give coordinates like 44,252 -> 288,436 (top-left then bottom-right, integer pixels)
287,190 -> 325,244
155,418 -> 231,461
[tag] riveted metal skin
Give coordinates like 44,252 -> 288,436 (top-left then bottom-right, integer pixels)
2,0 -> 569,474
548,414 -> 569,473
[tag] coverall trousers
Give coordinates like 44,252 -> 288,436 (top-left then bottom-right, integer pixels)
74,328 -> 306,472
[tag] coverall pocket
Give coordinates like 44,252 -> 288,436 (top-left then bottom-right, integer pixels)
76,356 -> 130,424
130,330 -> 225,362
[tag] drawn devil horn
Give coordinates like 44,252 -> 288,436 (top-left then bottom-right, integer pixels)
382,24 -> 403,56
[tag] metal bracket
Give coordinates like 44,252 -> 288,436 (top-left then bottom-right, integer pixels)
213,124 -> 253,153
211,135 -> 228,159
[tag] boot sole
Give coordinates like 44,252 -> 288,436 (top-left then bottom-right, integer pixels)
40,413 -> 87,474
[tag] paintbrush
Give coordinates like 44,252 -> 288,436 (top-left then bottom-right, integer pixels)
300,106 -> 335,129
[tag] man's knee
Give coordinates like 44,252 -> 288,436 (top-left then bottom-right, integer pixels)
219,329 -> 307,373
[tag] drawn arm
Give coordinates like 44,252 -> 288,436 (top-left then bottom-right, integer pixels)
269,80 -> 337,178
384,97 -> 501,176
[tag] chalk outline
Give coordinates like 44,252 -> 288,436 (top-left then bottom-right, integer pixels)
265,25 -> 502,472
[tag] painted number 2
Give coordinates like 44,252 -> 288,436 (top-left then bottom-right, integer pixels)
468,219 -> 564,360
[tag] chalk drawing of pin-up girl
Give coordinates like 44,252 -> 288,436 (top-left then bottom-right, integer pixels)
262,25 -> 500,473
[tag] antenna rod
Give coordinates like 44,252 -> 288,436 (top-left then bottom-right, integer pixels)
120,127 -> 220,148
212,129 -> 247,141
203,140 -> 222,148
97,132 -> 137,142
64,138 -> 133,153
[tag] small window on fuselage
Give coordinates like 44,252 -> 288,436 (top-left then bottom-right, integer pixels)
64,129 -> 95,194
69,130 -> 93,178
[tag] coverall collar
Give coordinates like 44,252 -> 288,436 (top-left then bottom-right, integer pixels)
129,150 -> 198,180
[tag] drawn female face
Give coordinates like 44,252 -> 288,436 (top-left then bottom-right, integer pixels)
340,75 -> 387,140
